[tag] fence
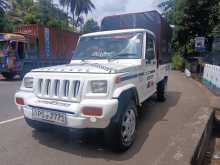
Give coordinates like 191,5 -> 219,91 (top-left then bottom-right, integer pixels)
203,64 -> 220,95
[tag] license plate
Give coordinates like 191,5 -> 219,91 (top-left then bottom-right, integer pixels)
32,107 -> 66,125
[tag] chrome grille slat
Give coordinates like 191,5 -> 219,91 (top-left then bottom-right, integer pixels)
73,80 -> 80,97
64,80 -> 70,97
36,78 -> 80,101
46,79 -> 51,96
38,79 -> 43,94
54,80 -> 60,97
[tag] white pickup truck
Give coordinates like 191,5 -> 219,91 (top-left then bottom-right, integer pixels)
15,11 -> 172,151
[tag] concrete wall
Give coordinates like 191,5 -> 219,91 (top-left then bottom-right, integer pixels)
203,64 -> 220,96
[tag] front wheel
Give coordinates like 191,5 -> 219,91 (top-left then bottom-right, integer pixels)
105,101 -> 137,152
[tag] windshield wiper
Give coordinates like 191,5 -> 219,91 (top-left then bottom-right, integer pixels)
108,53 -> 137,61
75,55 -> 96,62
81,56 -> 92,61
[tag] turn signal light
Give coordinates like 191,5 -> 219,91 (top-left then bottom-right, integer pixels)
115,76 -> 122,84
15,97 -> 24,105
82,107 -> 103,116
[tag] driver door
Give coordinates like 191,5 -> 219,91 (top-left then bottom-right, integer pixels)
142,34 -> 157,99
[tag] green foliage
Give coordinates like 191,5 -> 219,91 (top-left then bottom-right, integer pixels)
59,0 -> 95,27
81,19 -> 100,34
28,0 -> 70,29
0,0 -> 96,32
0,0 -> 13,32
0,0 -> 9,16
159,0 -> 220,56
24,12 -> 37,24
0,0 -> 81,32
212,2 -> 220,34
158,0 -> 177,24
0,15 -> 14,32
171,53 -> 184,70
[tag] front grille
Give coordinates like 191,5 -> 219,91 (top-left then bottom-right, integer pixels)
63,80 -> 70,97
36,79 -> 81,101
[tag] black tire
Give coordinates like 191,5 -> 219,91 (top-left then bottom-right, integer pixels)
25,118 -> 51,132
2,72 -> 16,80
105,100 -> 137,152
157,78 -> 168,102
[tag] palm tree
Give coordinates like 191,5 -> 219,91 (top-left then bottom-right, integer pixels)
59,0 -> 68,10
73,0 -> 95,26
0,0 -> 9,16
59,0 -> 95,27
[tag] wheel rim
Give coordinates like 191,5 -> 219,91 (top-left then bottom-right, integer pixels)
121,108 -> 136,146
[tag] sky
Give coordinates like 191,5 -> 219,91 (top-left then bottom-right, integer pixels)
55,0 -> 162,23
88,0 -> 162,23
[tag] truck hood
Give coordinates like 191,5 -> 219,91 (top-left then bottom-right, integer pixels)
32,61 -> 141,74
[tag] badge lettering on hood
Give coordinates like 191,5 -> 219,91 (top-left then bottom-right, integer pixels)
83,63 -> 115,73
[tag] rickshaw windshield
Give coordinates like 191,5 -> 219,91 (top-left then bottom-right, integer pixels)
0,41 -> 8,50
0,41 -> 8,57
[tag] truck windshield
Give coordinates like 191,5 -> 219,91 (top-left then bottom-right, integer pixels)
72,32 -> 143,60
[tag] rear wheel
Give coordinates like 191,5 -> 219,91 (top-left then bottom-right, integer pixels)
2,72 -> 16,80
105,100 -> 137,152
157,78 -> 168,102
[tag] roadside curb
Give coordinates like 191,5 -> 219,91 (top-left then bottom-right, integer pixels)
191,77 -> 220,110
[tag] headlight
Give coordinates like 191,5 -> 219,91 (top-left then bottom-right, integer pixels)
23,77 -> 33,88
90,80 -> 107,93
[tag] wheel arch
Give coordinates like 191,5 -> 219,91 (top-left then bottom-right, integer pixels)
111,86 -> 139,123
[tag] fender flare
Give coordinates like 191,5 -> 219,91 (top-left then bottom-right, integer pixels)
111,87 -> 139,123
113,84 -> 136,98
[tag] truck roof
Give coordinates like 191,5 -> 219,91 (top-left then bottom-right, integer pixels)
82,29 -> 155,38
100,11 -> 172,65
0,33 -> 27,42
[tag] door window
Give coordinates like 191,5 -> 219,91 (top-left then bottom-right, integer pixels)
145,35 -> 155,61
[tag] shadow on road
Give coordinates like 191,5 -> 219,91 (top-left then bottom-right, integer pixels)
32,91 -> 181,161
0,75 -> 21,82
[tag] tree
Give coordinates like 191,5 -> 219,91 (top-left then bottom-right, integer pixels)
6,0 -> 36,26
209,1 -> 220,35
0,0 -> 12,32
158,0 -> 176,24
0,0 -> 9,16
82,19 -> 99,34
0,0 -> 74,32
159,0 -> 220,54
59,0 -> 95,28
0,15 -> 14,32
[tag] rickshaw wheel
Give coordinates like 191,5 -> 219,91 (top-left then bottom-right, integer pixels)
1,72 -> 16,80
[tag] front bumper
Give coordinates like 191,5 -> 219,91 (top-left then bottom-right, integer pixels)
15,91 -> 118,129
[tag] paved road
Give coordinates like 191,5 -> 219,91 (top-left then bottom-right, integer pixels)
0,72 -> 210,165
0,77 -> 22,122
